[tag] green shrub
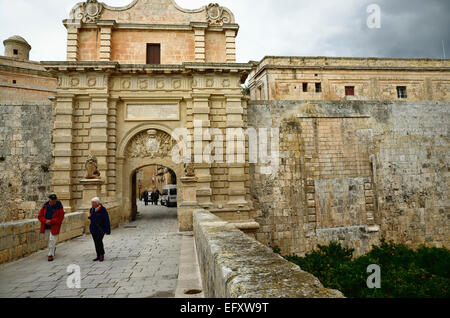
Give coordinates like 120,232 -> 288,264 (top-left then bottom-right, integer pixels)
272,245 -> 281,255
40,164 -> 49,173
285,240 -> 450,298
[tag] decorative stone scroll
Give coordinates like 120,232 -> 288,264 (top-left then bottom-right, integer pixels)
125,129 -> 176,159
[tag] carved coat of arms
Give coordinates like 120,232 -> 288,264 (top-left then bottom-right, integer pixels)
206,3 -> 231,26
125,129 -> 176,159
71,0 -> 103,23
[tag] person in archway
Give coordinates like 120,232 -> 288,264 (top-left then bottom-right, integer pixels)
151,191 -> 156,205
88,197 -> 111,262
38,194 -> 65,262
143,190 -> 149,206
154,189 -> 160,206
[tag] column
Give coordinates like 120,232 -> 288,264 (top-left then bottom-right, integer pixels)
225,30 -> 237,63
89,94 -> 109,196
52,94 -> 75,212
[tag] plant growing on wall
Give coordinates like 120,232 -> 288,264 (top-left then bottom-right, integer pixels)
241,85 -> 250,96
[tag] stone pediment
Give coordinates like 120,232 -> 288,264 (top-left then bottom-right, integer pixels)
69,0 -> 235,26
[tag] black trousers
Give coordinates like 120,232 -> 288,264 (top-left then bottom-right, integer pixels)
92,234 -> 105,256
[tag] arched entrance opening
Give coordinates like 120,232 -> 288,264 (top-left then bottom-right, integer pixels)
131,165 -> 178,221
118,126 -> 187,228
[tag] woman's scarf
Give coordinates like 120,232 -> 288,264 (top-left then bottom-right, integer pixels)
94,205 -> 102,213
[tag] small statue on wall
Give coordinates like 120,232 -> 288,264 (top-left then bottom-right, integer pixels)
85,154 -> 101,179
184,163 -> 195,177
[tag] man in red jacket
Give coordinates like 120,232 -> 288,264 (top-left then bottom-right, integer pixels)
38,194 -> 65,262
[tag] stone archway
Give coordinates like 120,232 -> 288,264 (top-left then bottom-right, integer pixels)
118,127 -> 187,229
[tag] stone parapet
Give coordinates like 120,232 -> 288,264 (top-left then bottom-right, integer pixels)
0,212 -> 86,264
193,209 -> 344,298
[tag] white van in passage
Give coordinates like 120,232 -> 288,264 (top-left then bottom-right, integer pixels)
161,185 -> 177,207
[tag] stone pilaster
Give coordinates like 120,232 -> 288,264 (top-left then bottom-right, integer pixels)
115,156 -> 126,221
192,94 -> 213,209
66,25 -> 79,61
98,21 -> 115,61
89,94 -> 109,196
193,27 -> 206,63
79,179 -> 104,210
225,30 -> 237,63
52,94 -> 75,212
107,98 -> 118,197
178,176 -> 199,231
225,94 -> 247,207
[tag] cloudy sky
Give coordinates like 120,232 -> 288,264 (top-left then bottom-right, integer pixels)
0,0 -> 448,62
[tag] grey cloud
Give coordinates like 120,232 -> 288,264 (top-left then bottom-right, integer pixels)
0,0 -> 448,62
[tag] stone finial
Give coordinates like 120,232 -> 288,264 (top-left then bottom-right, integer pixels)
85,154 -> 101,179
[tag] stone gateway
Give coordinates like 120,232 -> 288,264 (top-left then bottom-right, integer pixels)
42,0 -> 256,233
0,0 -> 448,271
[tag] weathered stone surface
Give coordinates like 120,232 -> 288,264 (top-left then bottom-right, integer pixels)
0,101 -> 53,223
248,100 -> 449,256
193,209 -> 344,298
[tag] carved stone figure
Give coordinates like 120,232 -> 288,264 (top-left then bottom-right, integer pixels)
184,163 -> 195,177
85,154 -> 101,179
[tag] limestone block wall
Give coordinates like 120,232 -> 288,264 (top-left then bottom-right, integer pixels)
0,212 -> 86,264
193,209 -> 344,298
0,101 -> 53,223
101,199 -> 121,230
248,100 -> 449,256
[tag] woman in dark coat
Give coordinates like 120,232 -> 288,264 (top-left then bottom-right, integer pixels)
88,197 -> 111,262
143,190 -> 149,206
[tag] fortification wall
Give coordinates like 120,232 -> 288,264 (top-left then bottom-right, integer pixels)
248,100 -> 449,256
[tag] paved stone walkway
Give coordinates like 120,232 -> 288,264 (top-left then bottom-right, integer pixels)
0,202 -> 182,298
